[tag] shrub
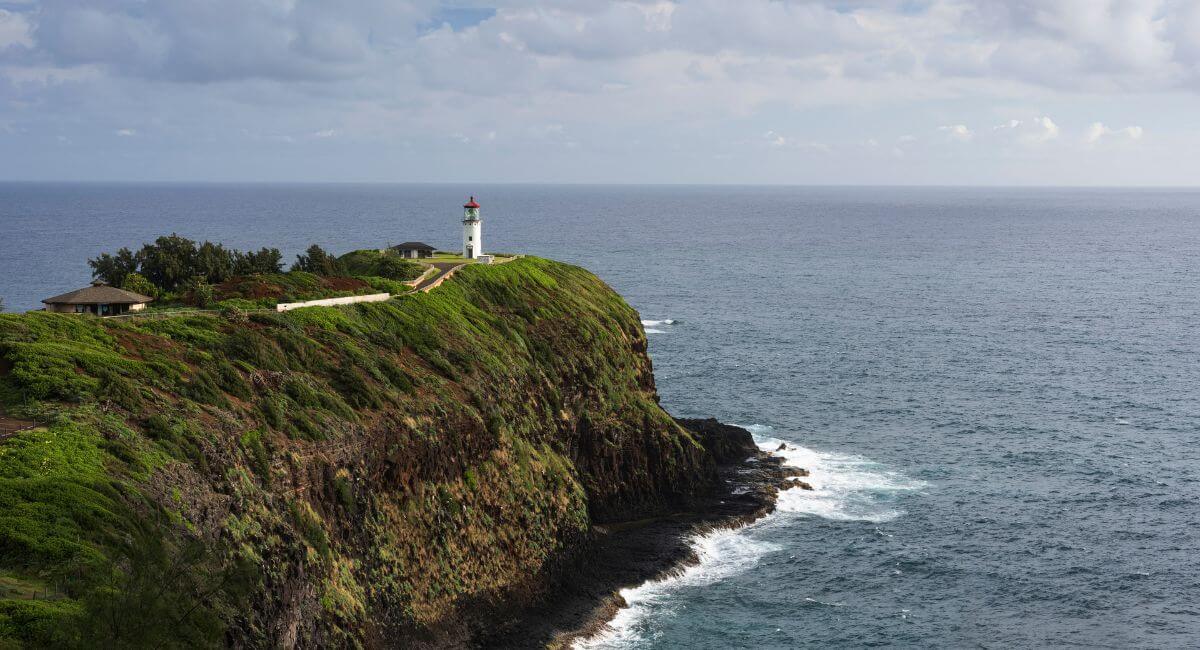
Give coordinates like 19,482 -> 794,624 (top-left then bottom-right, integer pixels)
292,245 -> 345,276
120,273 -> 159,299
219,304 -> 248,324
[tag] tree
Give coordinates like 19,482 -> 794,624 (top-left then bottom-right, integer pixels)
292,244 -> 344,276
233,248 -> 283,275
89,247 -> 140,287
194,242 -> 235,285
121,272 -> 159,299
138,234 -> 199,291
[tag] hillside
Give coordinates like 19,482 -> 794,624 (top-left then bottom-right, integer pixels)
0,257 -> 727,647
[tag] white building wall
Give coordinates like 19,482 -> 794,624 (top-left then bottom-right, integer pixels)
463,219 -> 482,258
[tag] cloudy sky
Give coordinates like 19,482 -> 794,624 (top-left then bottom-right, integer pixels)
1,0 -> 1198,185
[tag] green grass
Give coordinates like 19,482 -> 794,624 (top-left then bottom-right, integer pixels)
0,256 -> 710,646
337,250 -> 424,281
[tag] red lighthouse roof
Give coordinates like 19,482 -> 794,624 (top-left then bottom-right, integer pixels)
463,196 -> 480,209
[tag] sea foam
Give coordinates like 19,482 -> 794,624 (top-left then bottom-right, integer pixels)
745,424 -> 927,523
640,319 -> 676,326
573,528 -> 779,650
575,423 -> 926,649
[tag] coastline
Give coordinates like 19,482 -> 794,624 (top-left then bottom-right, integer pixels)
477,419 -> 811,649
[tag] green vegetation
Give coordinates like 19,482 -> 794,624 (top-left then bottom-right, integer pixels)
119,273 -> 158,299
208,271 -> 378,309
89,234 -> 284,292
291,244 -> 344,276
0,257 -> 711,647
336,249 -> 424,281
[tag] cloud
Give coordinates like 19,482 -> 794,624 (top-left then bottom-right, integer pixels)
115,128 -> 135,136
762,130 -> 829,152
764,130 -> 787,148
0,9 -> 33,49
1085,122 -> 1144,144
993,116 -> 1060,145
0,1 -> 1193,184
938,124 -> 974,142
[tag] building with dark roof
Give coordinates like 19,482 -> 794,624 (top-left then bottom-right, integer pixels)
42,281 -> 154,316
391,242 -> 436,259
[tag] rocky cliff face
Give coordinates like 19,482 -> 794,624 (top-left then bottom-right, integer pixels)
0,258 -> 720,648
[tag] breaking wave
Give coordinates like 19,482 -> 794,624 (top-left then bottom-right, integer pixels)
574,423 -> 925,648
573,528 -> 780,650
745,424 -> 927,523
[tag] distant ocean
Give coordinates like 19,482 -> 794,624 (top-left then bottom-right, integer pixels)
4,184 -> 1200,648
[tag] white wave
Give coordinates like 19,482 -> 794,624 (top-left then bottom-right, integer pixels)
575,423 -> 925,649
573,528 -> 779,650
641,319 -> 676,326
644,328 -> 667,334
744,424 -> 926,523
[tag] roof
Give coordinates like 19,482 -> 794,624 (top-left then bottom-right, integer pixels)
42,283 -> 154,305
391,242 -> 436,251
463,196 -> 480,209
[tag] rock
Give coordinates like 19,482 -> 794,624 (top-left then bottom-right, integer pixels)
780,466 -> 809,478
675,418 -> 759,465
776,443 -> 787,452
779,478 -> 813,491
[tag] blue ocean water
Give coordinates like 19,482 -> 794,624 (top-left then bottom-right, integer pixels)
2,184 -> 1199,648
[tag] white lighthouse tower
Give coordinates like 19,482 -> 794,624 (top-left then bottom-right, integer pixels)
462,196 -> 482,259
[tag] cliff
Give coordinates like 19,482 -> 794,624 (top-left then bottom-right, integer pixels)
0,257 -> 726,648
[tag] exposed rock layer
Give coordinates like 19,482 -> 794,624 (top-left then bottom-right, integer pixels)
0,258 -> 795,648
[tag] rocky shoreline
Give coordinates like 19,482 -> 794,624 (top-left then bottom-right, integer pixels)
474,419 -> 811,649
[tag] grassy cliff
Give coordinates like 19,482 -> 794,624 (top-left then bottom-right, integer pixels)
0,257 -> 716,648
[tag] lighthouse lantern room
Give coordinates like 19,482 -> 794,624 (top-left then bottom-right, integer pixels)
462,196 -> 482,259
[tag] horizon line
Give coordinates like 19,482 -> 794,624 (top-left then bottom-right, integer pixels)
2,180 -> 1200,190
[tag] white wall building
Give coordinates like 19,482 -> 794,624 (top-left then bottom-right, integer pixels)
462,196 -> 482,259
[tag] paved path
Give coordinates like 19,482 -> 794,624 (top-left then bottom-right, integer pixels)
412,262 -> 465,292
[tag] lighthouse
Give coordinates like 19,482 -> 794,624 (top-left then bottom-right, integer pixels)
462,196 -> 482,259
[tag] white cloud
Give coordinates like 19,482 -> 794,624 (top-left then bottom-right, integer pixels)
938,124 -> 974,142
764,130 -> 787,148
115,128 -> 136,136
0,1 -> 1192,183
1085,122 -> 1144,144
0,9 -> 33,49
994,116 -> 1060,145
762,130 -> 829,152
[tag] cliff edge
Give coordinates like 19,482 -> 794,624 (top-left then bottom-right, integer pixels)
0,257 -> 776,648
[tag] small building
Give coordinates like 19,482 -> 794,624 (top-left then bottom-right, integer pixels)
391,242 -> 436,259
42,281 -> 153,316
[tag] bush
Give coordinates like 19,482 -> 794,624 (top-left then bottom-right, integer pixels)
188,280 -> 215,309
338,249 -> 422,281
292,245 -> 345,276
121,272 -> 159,299
220,304 -> 248,324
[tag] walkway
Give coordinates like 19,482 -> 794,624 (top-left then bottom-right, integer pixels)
412,262 -> 465,292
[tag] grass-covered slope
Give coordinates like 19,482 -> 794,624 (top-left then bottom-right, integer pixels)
337,249 -> 425,281
0,257 -> 714,648
210,271 -> 379,308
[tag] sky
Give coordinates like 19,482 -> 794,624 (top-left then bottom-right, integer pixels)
1,0 -> 1199,185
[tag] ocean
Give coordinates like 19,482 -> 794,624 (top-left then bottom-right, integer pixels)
3,184 -> 1199,648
